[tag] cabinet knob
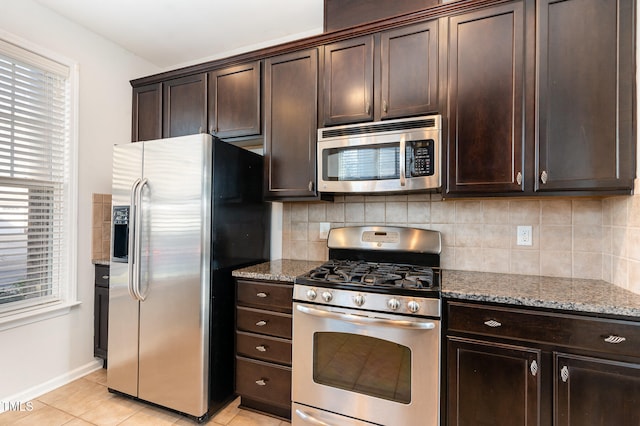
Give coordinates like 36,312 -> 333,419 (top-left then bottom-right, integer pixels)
255,320 -> 267,327
255,345 -> 267,352
366,102 -> 371,115
516,171 -> 522,185
604,335 -> 627,344
308,181 -> 314,192
256,292 -> 268,298
484,319 -> 502,328
560,365 -> 569,383
383,100 -> 388,113
530,360 -> 538,377
540,170 -> 548,184
101,275 -> 109,280
255,379 -> 267,386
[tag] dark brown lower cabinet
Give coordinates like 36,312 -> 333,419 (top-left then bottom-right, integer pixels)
447,337 -> 541,426
446,300 -> 640,426
235,279 -> 293,420
94,264 -> 109,364
555,353 -> 640,426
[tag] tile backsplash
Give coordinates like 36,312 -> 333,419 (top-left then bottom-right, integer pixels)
92,193 -> 112,262
282,189 -> 640,294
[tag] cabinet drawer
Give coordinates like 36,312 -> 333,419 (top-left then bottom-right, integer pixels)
95,264 -> 110,288
237,331 -> 291,365
236,356 -> 291,408
237,306 -> 292,339
447,301 -> 640,358
237,280 -> 293,313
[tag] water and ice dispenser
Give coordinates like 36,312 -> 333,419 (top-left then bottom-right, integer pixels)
112,206 -> 129,262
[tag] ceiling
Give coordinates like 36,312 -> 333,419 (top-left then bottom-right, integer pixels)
34,0 -> 324,70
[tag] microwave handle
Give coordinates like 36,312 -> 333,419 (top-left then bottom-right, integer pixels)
399,136 -> 406,187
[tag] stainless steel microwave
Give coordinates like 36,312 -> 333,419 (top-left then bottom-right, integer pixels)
317,115 -> 441,193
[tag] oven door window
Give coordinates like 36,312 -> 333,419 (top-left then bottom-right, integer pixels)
313,331 -> 411,404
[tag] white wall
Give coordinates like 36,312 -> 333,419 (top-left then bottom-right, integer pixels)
0,0 -> 160,401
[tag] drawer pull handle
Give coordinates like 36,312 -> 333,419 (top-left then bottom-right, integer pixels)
255,345 -> 267,352
101,275 -> 109,280
530,360 -> 538,377
256,292 -> 268,298
255,320 -> 267,327
560,366 -> 569,383
255,379 -> 267,386
484,320 -> 502,328
604,335 -> 627,344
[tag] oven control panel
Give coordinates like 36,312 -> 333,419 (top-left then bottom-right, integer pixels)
293,284 -> 441,318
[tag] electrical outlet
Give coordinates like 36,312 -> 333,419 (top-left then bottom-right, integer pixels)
319,222 -> 331,240
517,225 -> 532,246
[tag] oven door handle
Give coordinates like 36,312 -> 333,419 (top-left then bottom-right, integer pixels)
296,304 -> 436,330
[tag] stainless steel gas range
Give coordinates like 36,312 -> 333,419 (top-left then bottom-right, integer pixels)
292,226 -> 442,426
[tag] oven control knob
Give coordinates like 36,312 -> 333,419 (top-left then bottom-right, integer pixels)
407,300 -> 421,313
322,291 -> 333,303
353,294 -> 366,307
387,298 -> 401,311
306,289 -> 317,301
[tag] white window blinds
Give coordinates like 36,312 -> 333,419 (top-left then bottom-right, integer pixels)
0,38 -> 70,315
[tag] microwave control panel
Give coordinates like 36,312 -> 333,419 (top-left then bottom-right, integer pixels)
407,139 -> 434,177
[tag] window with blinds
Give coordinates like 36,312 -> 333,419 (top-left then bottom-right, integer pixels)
0,38 -> 71,316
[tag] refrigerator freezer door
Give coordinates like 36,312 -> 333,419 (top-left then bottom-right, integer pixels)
108,142 -> 143,397
136,134 -> 212,417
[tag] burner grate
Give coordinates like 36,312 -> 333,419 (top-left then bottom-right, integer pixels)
303,260 -> 437,291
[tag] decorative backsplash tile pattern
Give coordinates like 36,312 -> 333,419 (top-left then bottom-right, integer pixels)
282,186 -> 640,293
92,193 -> 112,262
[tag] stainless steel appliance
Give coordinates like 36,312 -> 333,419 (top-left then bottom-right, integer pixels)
317,115 -> 441,194
107,134 -> 269,421
292,226 -> 442,426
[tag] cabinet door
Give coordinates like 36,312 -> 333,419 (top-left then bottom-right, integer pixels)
264,49 -> 319,200
162,73 -> 207,138
446,1 -> 527,195
447,337 -> 541,426
208,62 -> 261,138
132,83 -> 162,142
94,285 -> 109,361
322,35 -> 374,125
555,353 -> 640,426
380,21 -> 438,119
536,0 -> 635,192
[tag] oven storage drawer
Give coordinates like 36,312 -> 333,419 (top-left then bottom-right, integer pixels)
236,356 -> 292,408
237,280 -> 293,313
236,330 -> 292,365
237,306 -> 292,339
447,301 -> 640,357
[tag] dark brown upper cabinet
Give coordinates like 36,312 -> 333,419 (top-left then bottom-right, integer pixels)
322,20 -> 439,126
208,61 -> 261,139
264,48 -> 320,200
322,35 -> 374,125
132,83 -> 162,142
162,73 -> 207,138
536,0 -> 635,193
446,0 -> 529,196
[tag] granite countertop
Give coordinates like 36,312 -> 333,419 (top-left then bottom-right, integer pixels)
442,270 -> 640,318
232,259 -> 325,282
233,260 -> 640,318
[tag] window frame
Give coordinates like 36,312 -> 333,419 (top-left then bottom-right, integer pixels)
0,30 -> 79,330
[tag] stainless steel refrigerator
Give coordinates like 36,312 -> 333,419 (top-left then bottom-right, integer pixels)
107,133 -> 269,421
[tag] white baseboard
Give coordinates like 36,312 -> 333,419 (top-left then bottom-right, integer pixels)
0,359 -> 104,413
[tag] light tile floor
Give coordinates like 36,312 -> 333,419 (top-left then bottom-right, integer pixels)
0,369 -> 289,425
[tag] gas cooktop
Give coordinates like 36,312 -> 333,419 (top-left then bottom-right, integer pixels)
296,259 -> 441,299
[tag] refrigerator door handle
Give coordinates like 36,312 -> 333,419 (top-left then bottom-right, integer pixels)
132,178 -> 148,301
128,178 -> 142,301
